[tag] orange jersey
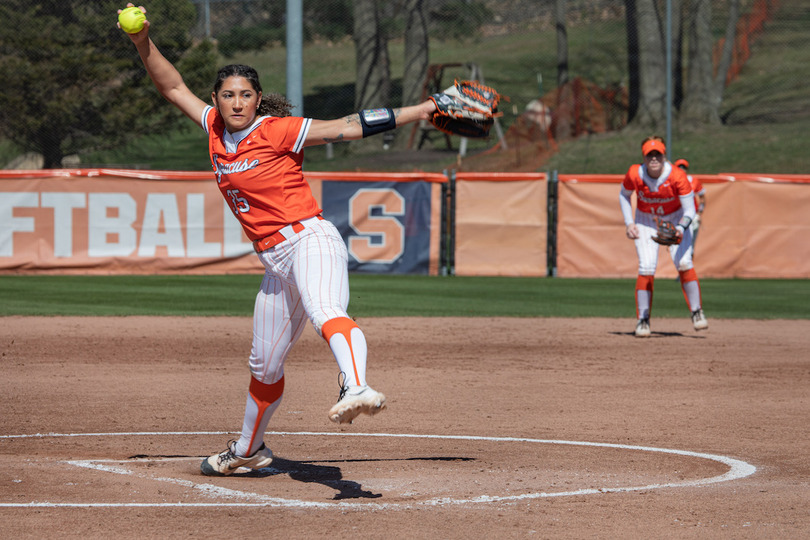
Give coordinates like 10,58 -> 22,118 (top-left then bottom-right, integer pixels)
622,163 -> 692,216
203,106 -> 322,241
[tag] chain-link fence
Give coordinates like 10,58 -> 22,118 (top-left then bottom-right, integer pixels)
1,0 -> 807,172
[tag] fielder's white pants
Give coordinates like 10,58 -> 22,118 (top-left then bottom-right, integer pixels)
633,209 -> 695,275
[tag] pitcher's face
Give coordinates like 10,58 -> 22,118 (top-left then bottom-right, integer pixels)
213,76 -> 261,133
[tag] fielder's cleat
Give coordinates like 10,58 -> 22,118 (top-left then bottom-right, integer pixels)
328,384 -> 386,424
691,309 -> 708,331
634,318 -> 651,338
200,440 -> 273,476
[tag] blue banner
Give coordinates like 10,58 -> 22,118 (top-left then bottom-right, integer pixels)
321,181 -> 432,274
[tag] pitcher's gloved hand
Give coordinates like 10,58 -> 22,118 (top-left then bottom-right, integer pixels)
428,80 -> 503,138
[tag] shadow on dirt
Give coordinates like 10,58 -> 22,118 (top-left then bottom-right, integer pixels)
244,456 -> 474,500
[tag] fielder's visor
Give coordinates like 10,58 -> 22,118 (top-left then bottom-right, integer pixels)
642,139 -> 666,156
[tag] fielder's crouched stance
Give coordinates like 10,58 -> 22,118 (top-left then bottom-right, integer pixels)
116,3 -> 470,476
619,137 -> 709,338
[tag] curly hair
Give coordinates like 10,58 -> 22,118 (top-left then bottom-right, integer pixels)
258,92 -> 293,117
213,64 -> 293,118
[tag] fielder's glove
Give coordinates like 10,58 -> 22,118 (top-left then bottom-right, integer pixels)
651,218 -> 683,246
428,80 -> 502,138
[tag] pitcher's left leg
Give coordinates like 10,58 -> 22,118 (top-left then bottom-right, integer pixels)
292,221 -> 385,424
321,316 -> 385,423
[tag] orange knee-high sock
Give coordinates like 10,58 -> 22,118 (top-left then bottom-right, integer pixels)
321,317 -> 367,387
635,275 -> 655,319
679,268 -> 702,311
243,375 -> 284,455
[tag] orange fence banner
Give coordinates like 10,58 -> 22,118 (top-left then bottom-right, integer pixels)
0,169 -> 446,275
454,172 -> 547,277
556,176 -> 633,278
699,174 -> 810,278
0,170 -> 261,274
3,169 -> 808,278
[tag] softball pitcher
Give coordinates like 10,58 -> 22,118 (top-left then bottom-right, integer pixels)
619,136 -> 708,338
119,4 -> 440,476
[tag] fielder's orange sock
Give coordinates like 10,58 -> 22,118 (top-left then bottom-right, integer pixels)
321,317 -> 367,387
635,274 -> 654,320
679,268 -> 702,312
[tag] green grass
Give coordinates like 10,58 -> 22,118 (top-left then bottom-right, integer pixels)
1,275 -> 806,319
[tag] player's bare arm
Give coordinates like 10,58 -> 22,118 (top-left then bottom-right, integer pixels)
120,4 -> 207,127
304,101 -> 436,147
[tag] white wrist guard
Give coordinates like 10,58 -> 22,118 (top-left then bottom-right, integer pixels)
677,215 -> 692,232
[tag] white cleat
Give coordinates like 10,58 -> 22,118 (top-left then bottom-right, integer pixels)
634,318 -> 651,338
200,440 -> 273,476
328,384 -> 386,424
691,309 -> 709,331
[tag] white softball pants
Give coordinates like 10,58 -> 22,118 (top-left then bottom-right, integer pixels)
633,210 -> 695,275
250,217 -> 351,384
234,218 -> 370,457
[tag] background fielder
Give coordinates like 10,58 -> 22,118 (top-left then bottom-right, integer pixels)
619,136 -> 708,338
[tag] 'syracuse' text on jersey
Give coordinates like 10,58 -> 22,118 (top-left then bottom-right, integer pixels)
623,163 -> 691,216
202,106 -> 322,241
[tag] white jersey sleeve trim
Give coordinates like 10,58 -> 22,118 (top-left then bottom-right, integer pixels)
293,118 -> 312,154
619,188 -> 635,226
201,106 -> 214,134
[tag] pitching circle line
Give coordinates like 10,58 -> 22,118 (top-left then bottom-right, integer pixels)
0,430 -> 756,509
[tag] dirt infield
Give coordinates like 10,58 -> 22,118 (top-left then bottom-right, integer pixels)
1,316 -> 808,538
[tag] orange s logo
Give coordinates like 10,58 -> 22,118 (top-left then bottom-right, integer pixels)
347,188 -> 405,263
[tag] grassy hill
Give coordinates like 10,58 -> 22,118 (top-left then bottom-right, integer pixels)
6,0 -> 808,175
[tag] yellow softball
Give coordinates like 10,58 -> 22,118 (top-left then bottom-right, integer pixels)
118,6 -> 146,34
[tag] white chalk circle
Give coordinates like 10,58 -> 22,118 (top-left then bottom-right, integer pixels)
0,430 -> 756,509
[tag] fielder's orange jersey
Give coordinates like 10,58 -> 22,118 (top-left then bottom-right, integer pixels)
622,163 -> 691,216
203,106 -> 321,241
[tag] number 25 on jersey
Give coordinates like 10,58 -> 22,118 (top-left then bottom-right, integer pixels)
226,189 -> 250,214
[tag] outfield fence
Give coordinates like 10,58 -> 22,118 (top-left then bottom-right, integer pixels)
1,169 -> 808,278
